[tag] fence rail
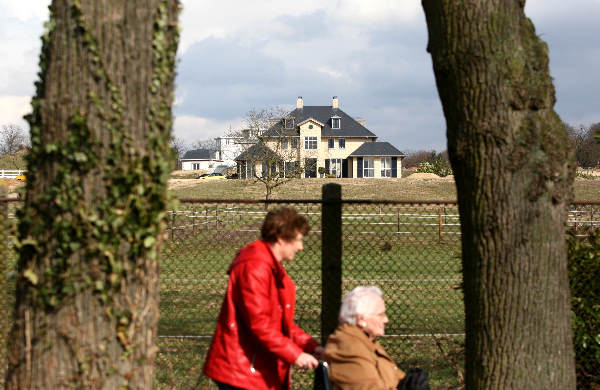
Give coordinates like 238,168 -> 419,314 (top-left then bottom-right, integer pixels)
0,169 -> 24,179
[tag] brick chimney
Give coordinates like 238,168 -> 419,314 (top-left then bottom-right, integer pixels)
297,96 -> 303,109
332,96 -> 339,109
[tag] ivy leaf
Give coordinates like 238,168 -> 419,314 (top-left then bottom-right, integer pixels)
24,269 -> 39,285
74,152 -> 88,162
143,236 -> 155,248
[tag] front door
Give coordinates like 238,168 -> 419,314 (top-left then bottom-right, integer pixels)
304,158 -> 317,178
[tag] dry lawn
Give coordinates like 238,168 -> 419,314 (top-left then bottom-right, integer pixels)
170,174 -> 599,202
3,174 -> 597,202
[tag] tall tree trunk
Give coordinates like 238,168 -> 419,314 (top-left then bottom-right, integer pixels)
7,0 -> 179,388
422,1 -> 576,389
0,186 -> 7,388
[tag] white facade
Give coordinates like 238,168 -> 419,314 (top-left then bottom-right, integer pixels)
181,158 -> 222,171
216,136 -> 245,167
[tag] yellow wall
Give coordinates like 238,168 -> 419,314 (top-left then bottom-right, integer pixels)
298,121 -> 322,177
350,156 -> 402,178
259,120 -> 403,178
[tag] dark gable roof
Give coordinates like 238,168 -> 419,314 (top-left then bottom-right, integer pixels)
264,106 -> 377,138
234,143 -> 279,161
349,142 -> 405,157
182,148 -> 217,160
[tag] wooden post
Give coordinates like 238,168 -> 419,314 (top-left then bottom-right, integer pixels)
192,209 -> 196,235
317,183 -> 342,390
321,184 -> 342,346
438,207 -> 443,242
215,207 -> 219,231
170,211 -> 175,240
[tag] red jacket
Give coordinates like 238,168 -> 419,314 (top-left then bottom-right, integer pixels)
203,240 -> 319,390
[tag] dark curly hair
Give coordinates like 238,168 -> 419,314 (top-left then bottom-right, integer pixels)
260,207 -> 310,243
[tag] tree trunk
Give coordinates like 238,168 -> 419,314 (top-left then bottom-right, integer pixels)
422,1 -> 576,389
7,0 -> 179,388
0,186 -> 7,388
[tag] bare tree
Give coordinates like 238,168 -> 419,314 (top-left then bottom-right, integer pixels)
233,107 -> 304,201
567,123 -> 600,168
423,1 -> 576,389
170,136 -> 189,170
7,1 -> 179,388
191,138 -> 218,151
0,124 -> 29,156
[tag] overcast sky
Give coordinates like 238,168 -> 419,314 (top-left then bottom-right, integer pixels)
1,1 -> 599,152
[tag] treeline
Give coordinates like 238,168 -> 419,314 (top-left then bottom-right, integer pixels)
405,122 -> 599,172
566,122 -> 600,168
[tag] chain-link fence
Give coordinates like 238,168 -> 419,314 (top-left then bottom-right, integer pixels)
1,196 -> 599,389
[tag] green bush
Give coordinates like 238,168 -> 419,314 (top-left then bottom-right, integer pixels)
416,159 -> 453,177
576,171 -> 596,180
567,227 -> 600,388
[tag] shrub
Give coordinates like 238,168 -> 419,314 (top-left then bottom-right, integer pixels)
416,159 -> 453,177
567,227 -> 600,388
576,170 -> 596,180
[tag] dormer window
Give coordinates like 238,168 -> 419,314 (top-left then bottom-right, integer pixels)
331,116 -> 341,129
285,117 -> 295,129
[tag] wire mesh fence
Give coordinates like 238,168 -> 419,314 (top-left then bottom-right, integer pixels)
1,197 -> 599,389
158,199 -> 467,389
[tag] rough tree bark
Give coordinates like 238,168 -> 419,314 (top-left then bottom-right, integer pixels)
0,186 -> 7,388
7,0 -> 179,388
422,1 -> 577,389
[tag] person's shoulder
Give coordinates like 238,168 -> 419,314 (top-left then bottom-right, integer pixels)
326,324 -> 372,355
229,241 -> 275,275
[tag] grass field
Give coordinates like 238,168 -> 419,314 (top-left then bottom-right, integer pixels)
169,175 -> 600,202
3,174 -> 597,389
157,202 -> 465,389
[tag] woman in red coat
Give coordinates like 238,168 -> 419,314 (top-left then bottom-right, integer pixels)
203,208 -> 323,390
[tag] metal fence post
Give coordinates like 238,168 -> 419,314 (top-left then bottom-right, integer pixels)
0,186 -> 7,387
321,184 -> 342,346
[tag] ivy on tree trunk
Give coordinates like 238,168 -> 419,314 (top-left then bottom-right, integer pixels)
7,0 -> 179,388
422,1 -> 577,389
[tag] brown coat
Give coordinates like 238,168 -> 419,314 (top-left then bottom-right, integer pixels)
324,323 -> 405,390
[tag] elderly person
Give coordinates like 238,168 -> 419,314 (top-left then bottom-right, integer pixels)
204,207 -> 323,390
324,286 -> 406,390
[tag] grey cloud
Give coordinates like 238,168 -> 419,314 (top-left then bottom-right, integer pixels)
531,9 -> 600,125
174,22 -> 446,151
175,37 -> 288,117
273,10 -> 331,41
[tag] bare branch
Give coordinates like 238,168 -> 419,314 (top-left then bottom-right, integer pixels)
0,124 -> 29,156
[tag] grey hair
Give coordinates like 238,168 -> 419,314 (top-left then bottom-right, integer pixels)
338,286 -> 383,325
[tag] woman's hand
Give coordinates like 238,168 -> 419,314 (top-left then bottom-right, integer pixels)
294,352 -> 318,369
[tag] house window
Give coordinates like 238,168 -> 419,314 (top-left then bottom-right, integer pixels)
328,139 -> 335,149
284,161 -> 298,177
328,158 -> 342,178
281,138 -> 288,149
363,157 -> 374,178
291,138 -> 298,149
381,157 -> 392,177
309,124 -> 314,129
285,118 -> 295,129
332,117 -> 340,129
304,136 -> 317,149
338,139 -> 346,149
192,163 -> 201,170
